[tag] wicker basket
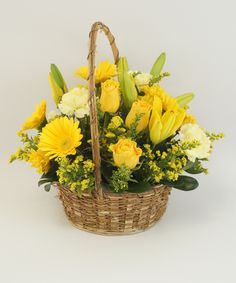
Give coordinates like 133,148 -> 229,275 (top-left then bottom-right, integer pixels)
58,22 -> 171,235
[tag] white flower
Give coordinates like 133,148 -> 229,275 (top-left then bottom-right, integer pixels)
179,123 -> 211,162
46,110 -> 59,122
134,73 -> 153,87
58,87 -> 89,118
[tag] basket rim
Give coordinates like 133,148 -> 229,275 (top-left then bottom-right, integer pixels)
56,183 -> 171,199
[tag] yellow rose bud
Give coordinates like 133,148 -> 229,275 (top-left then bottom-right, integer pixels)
125,100 -> 152,133
109,139 -> 142,169
100,79 -> 121,113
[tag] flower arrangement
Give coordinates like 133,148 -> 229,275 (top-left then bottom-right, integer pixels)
10,54 -> 223,194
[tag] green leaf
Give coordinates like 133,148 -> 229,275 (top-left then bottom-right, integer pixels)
128,181 -> 152,193
162,175 -> 199,191
44,184 -> 51,192
38,170 -> 58,188
184,160 -> 206,174
150,52 -> 166,77
118,57 -> 137,109
38,178 -> 51,187
176,93 -> 195,107
50,64 -> 68,92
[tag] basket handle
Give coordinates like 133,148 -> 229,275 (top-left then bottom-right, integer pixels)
87,22 -> 119,197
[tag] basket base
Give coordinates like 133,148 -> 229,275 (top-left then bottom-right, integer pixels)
58,185 -> 171,236
65,206 -> 168,236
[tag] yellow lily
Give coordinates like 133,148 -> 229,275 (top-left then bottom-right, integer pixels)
149,96 -> 186,145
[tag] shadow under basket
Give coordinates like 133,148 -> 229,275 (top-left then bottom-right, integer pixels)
58,185 -> 171,235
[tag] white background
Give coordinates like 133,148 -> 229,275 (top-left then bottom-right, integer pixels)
0,0 -> 235,282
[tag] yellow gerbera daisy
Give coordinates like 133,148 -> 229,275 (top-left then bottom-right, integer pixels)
20,100 -> 46,132
38,117 -> 83,159
75,61 -> 117,83
29,150 -> 50,174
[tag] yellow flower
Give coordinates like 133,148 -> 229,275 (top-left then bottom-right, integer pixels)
100,79 -> 120,113
142,85 -> 177,111
29,150 -> 50,174
108,116 -> 124,129
125,100 -> 152,133
38,117 -> 83,159
182,113 -> 197,125
149,96 -> 186,145
109,139 -> 142,169
20,100 -> 46,132
75,61 -> 117,83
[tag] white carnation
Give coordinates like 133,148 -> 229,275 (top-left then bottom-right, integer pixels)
134,73 -> 153,87
46,110 -> 59,122
179,123 -> 211,162
58,87 -> 89,118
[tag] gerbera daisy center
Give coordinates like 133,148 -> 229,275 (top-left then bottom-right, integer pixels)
60,138 -> 73,151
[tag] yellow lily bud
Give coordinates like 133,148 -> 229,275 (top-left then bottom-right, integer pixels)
48,73 -> 64,105
149,96 -> 163,144
171,108 -> 186,133
100,79 -> 120,113
118,57 -> 137,109
109,139 -> 142,169
125,100 -> 152,133
160,110 -> 176,141
149,114 -> 162,145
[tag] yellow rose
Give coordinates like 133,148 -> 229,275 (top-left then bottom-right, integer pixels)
125,100 -> 151,133
109,139 -> 142,169
100,79 -> 120,113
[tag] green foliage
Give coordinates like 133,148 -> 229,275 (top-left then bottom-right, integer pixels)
176,93 -> 195,107
50,64 -> 68,92
38,168 -> 58,192
127,113 -> 144,140
149,72 -> 171,85
162,175 -> 199,191
110,165 -> 133,192
184,160 -> 208,174
150,52 -> 166,77
128,181 -> 152,193
118,57 -> 137,109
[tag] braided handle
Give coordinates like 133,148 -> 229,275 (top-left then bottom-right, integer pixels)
87,22 -> 119,197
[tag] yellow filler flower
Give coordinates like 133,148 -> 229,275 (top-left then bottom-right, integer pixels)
109,139 -> 142,169
75,61 -> 117,83
38,117 -> 83,159
20,100 -> 46,132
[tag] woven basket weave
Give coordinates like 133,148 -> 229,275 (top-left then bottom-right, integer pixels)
58,22 -> 171,235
